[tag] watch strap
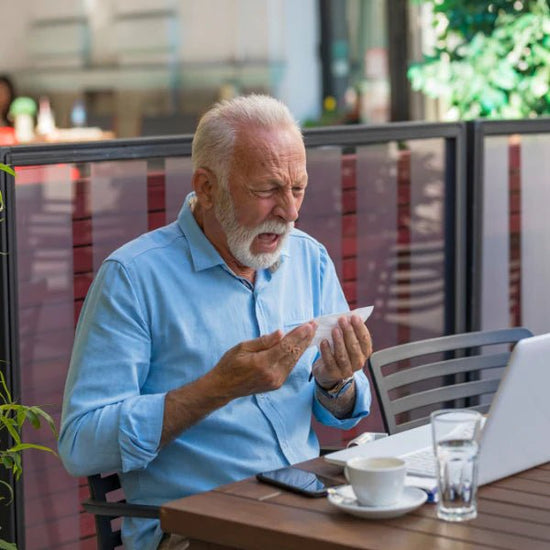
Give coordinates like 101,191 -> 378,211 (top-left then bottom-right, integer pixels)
315,375 -> 355,399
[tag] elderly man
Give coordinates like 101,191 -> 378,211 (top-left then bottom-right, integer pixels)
59,95 -> 372,550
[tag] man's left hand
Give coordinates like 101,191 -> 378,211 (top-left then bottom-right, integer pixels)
311,314 -> 372,390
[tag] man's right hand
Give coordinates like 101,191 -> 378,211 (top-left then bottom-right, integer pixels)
209,320 -> 317,399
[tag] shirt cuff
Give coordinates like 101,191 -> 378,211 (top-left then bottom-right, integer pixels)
119,393 -> 166,472
312,369 -> 371,428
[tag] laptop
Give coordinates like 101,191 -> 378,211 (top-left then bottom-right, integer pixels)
325,332 -> 550,486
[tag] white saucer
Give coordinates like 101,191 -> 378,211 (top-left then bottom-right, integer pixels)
327,485 -> 428,519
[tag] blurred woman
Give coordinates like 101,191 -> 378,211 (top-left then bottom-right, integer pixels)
0,75 -> 15,127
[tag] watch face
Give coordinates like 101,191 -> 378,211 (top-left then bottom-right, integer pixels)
321,376 -> 354,398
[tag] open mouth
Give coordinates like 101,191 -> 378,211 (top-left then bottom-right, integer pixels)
257,232 -> 280,243
254,232 -> 282,252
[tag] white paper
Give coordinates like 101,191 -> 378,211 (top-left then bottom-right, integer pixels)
310,305 -> 374,349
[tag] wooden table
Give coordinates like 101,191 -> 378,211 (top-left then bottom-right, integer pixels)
161,458 -> 550,549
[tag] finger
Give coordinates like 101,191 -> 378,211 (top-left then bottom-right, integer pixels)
350,315 -> 372,357
242,330 -> 283,353
269,321 -> 316,369
331,320 -> 353,376
317,338 -> 340,379
340,316 -> 366,371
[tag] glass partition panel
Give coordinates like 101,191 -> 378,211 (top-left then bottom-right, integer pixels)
519,134 -> 550,335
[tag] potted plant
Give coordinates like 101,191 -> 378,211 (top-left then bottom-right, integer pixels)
0,162 -> 57,549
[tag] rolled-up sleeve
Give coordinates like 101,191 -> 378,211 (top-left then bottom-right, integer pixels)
58,260 -> 165,477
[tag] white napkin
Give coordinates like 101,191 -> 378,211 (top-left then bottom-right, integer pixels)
310,305 -> 374,349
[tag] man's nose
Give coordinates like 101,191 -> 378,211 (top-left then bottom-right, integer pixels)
274,190 -> 299,222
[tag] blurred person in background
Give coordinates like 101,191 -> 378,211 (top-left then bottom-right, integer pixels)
0,75 -> 15,127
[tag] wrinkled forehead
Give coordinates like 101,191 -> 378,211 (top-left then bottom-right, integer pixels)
231,124 -> 306,168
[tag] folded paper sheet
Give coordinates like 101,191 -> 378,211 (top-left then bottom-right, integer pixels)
310,305 -> 374,349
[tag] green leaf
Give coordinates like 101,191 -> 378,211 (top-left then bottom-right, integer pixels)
28,406 -> 57,437
15,409 -> 25,430
0,416 -> 22,446
0,372 -> 11,403
7,443 -> 57,455
25,409 -> 40,430
0,163 -> 15,177
0,539 -> 18,550
0,455 -> 14,472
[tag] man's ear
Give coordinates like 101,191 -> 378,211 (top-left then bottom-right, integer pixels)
192,168 -> 216,210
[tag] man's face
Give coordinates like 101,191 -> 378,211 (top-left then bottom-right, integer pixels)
213,125 -> 308,270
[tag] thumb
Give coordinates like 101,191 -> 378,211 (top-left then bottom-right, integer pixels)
242,330 -> 283,353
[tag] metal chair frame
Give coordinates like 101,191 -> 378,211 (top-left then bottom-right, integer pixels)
368,327 -> 533,434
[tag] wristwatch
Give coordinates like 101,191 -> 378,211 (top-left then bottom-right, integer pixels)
315,375 -> 355,399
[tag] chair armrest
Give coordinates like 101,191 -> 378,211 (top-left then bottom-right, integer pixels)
82,498 -> 160,519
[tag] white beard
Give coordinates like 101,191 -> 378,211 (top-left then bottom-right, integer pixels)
214,186 -> 293,270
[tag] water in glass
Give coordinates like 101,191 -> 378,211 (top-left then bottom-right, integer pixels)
436,438 -> 479,521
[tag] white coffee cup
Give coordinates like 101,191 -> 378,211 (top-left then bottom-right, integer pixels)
344,456 -> 406,507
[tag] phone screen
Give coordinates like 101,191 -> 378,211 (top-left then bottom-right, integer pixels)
256,466 -> 342,497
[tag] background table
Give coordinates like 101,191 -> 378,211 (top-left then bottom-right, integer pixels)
161,457 -> 550,550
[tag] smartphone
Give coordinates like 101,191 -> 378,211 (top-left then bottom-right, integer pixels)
256,466 -> 342,497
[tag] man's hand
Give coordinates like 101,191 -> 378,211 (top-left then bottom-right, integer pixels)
208,320 -> 317,400
161,321 -> 316,447
311,314 -> 372,390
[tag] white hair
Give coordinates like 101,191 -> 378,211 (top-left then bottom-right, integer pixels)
191,94 -> 302,184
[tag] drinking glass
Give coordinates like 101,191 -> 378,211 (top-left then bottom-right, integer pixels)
431,409 -> 482,521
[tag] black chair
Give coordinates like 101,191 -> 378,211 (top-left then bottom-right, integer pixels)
368,327 -> 533,434
82,473 -> 160,550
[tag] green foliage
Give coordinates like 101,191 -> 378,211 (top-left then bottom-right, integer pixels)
0,165 -> 15,178
0,369 -> 57,499
409,0 -> 550,119
0,368 -> 57,546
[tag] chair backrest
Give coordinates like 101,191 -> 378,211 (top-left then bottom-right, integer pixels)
83,473 -> 159,550
368,327 -> 533,434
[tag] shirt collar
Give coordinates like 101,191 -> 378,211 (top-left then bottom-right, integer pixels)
177,192 -> 290,273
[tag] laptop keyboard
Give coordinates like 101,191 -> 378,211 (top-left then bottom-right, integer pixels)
400,417 -> 485,478
400,447 -> 437,478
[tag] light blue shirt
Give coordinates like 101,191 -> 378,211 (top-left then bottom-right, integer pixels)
59,193 -> 371,550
